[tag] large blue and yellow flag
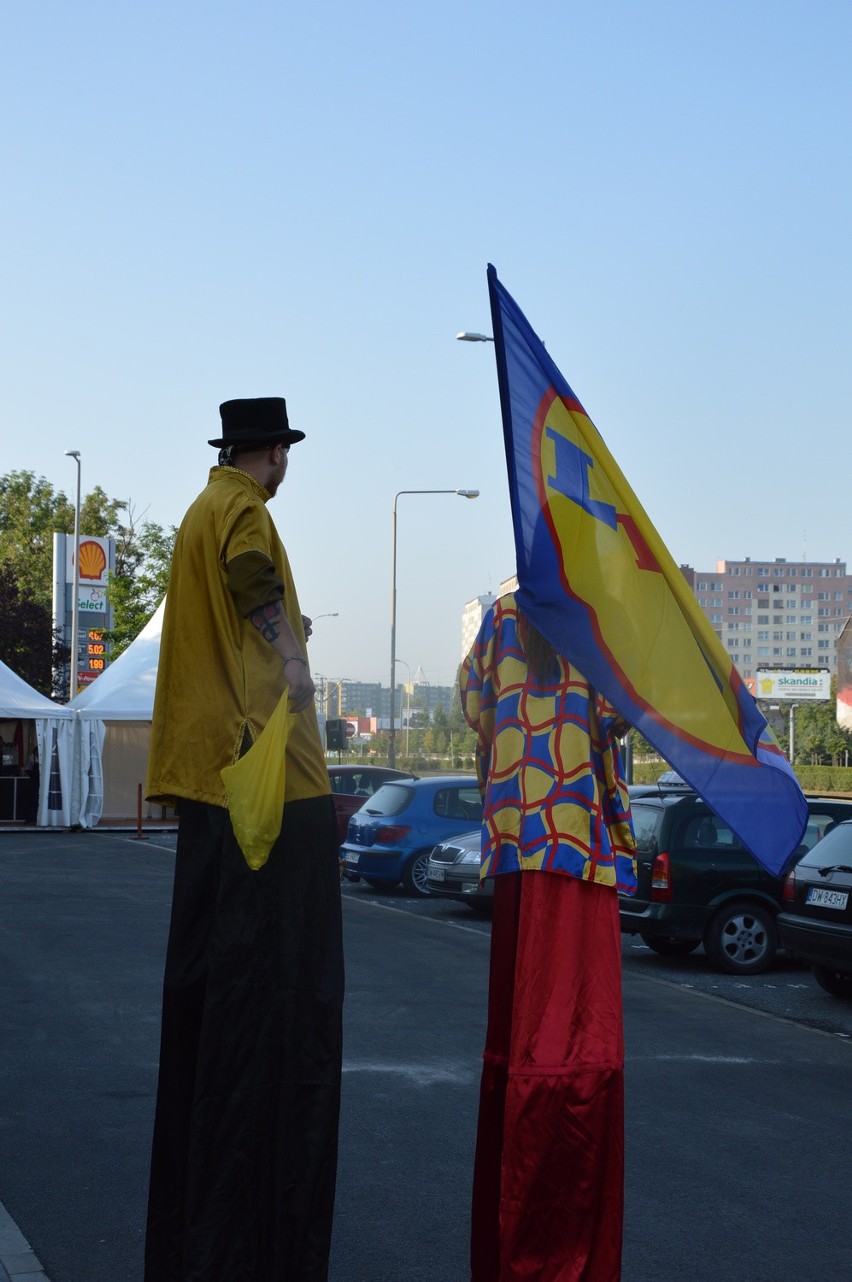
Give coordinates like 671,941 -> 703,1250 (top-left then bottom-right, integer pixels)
487,264 -> 807,876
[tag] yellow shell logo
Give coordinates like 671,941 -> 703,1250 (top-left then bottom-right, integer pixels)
78,540 -> 107,581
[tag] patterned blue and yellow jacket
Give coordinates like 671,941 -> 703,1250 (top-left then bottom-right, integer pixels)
460,593 -> 637,894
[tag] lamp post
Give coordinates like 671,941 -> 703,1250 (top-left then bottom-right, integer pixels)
389,488 -> 479,766
789,703 -> 798,765
64,450 -> 82,699
308,617 -> 337,719
314,672 -> 328,718
455,332 -> 495,343
395,658 -> 412,758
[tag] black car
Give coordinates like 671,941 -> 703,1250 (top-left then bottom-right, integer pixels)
777,820 -> 852,999
619,790 -> 852,974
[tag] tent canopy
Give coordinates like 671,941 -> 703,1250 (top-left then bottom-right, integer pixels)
0,660 -> 72,718
69,599 -> 163,721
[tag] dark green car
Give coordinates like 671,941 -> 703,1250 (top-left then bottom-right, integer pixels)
619,789 -> 852,974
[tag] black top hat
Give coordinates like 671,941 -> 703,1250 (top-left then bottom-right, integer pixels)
208,397 -> 306,448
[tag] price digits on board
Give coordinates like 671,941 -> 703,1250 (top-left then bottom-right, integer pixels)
87,629 -> 106,672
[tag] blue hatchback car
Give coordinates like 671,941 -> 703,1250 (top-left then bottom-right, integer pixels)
340,775 -> 483,896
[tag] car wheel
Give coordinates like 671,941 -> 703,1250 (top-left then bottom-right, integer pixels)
362,876 -> 397,891
640,933 -> 701,957
812,964 -> 852,999
401,850 -> 432,897
703,901 -> 777,974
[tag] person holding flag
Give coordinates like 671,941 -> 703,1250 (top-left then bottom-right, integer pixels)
461,265 -> 808,1280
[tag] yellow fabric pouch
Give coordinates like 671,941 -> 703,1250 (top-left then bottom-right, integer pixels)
220,692 -> 292,870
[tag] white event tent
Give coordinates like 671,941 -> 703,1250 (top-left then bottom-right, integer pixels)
68,599 -> 166,823
0,657 -> 76,826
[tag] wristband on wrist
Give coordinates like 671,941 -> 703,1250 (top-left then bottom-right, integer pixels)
283,655 -> 307,669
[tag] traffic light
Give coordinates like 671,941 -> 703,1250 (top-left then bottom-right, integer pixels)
326,719 -> 348,751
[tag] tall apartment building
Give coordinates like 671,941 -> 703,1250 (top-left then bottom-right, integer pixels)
322,680 -> 395,719
460,579 -> 519,661
321,677 -> 453,721
460,593 -> 496,661
688,557 -> 852,684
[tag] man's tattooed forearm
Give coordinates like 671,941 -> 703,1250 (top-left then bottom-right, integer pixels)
249,603 -> 281,643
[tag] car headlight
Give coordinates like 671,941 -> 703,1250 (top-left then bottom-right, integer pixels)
460,849 -> 481,865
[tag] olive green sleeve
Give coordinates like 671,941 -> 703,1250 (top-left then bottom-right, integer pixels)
226,550 -> 285,617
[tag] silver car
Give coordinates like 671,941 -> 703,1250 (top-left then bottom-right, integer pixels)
426,828 -> 493,913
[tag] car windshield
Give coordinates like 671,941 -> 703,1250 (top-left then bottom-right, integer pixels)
798,812 -> 847,855
795,821 -> 852,870
362,783 -> 415,817
629,804 -> 664,854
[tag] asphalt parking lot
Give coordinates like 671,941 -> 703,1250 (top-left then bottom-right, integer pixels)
0,829 -> 850,1281
341,875 -> 852,1041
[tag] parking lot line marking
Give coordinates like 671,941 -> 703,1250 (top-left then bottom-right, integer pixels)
123,837 -> 177,852
623,970 -> 852,1045
343,894 -> 490,939
342,1060 -> 474,1085
649,1054 -> 780,1064
346,901 -> 852,1043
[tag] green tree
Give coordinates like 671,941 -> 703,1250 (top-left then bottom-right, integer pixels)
628,727 -> 657,758
0,471 -> 175,673
80,485 -> 126,539
792,683 -> 852,765
0,470 -> 75,610
430,705 -> 450,754
0,563 -> 69,697
449,673 -> 477,755
105,510 -> 175,658
0,472 -> 126,608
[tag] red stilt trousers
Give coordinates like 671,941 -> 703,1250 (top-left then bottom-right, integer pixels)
471,871 -> 625,1282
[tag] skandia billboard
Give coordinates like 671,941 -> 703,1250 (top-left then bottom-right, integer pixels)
755,668 -> 831,701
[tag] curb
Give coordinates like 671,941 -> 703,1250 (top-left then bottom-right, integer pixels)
0,1202 -> 49,1281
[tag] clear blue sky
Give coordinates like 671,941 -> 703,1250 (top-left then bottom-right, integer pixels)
3,1 -> 850,685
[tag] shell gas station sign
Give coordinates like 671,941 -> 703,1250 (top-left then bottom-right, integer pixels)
57,533 -> 114,687
66,536 -> 110,605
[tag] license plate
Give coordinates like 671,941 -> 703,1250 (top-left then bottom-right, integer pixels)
344,851 -> 360,866
806,886 -> 849,911
429,866 -> 445,882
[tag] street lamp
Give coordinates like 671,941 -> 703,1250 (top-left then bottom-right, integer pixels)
789,703 -> 799,765
64,450 -> 81,699
389,488 -> 479,766
455,332 -> 494,343
307,612 -> 338,645
395,658 -> 412,758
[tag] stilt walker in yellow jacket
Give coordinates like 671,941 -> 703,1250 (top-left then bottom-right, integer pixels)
145,398 -> 343,1282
